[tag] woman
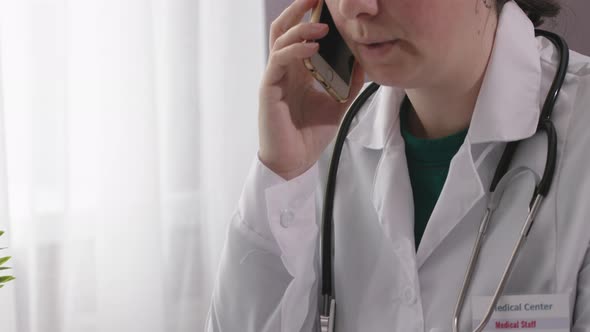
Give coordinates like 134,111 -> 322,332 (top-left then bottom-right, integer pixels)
207,0 -> 590,330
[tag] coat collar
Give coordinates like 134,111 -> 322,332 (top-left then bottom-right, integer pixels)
346,1 -> 542,149
346,85 -> 405,150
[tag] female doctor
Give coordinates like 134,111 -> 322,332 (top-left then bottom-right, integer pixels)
207,0 -> 590,331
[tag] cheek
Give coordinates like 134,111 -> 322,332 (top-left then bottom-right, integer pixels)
324,1 -> 354,48
396,0 -> 466,52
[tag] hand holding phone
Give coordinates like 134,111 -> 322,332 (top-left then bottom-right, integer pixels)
303,0 -> 356,103
258,0 -> 364,180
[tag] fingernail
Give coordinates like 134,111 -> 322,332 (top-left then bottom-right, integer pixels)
305,42 -> 319,49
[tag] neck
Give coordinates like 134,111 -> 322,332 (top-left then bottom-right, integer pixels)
405,11 -> 498,139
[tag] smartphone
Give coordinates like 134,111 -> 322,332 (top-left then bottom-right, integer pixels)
303,0 -> 355,103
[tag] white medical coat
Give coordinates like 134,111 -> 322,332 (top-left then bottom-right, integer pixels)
206,3 -> 590,331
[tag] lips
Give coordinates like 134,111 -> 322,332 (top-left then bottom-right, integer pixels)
365,41 -> 394,49
355,38 -> 398,45
356,40 -> 399,60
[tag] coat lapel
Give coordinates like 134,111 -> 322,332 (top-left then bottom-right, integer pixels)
372,143 -> 416,251
416,139 -> 485,268
347,84 -> 417,251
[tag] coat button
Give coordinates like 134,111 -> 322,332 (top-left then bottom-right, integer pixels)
403,287 -> 417,304
280,209 -> 295,228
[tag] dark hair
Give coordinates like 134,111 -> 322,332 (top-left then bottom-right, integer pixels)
497,0 -> 561,27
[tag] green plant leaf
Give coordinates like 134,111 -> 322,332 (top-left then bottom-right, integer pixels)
0,256 -> 11,266
0,276 -> 15,283
0,232 -> 13,287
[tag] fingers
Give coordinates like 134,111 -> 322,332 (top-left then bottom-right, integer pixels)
269,0 -> 318,50
264,42 -> 319,85
272,23 -> 328,52
265,0 -> 326,88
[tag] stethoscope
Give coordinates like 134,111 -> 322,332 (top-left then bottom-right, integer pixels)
319,29 -> 569,332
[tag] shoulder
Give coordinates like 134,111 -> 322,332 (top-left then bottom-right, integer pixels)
566,49 -> 590,116
537,35 -> 590,78
542,38 -> 590,239
537,36 -> 590,108
553,47 -> 590,150
534,38 -> 590,272
536,36 -> 590,147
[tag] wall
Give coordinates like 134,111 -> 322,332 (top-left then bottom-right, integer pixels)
546,0 -> 590,55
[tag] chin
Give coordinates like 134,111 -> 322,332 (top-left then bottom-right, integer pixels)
362,61 -> 426,89
365,67 -> 410,88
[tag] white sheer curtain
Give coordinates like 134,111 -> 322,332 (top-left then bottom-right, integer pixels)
0,0 -> 265,331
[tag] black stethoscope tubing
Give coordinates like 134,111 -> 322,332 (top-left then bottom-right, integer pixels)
319,29 -> 569,321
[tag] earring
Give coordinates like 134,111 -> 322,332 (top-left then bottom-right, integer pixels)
482,0 -> 493,9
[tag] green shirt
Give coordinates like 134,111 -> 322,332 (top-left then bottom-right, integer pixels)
399,98 -> 468,248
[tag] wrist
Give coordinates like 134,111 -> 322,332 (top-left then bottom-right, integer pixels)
257,152 -> 313,181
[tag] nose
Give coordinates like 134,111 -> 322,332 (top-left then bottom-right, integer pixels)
337,0 -> 378,19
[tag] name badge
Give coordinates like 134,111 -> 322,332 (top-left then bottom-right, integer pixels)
471,294 -> 570,331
